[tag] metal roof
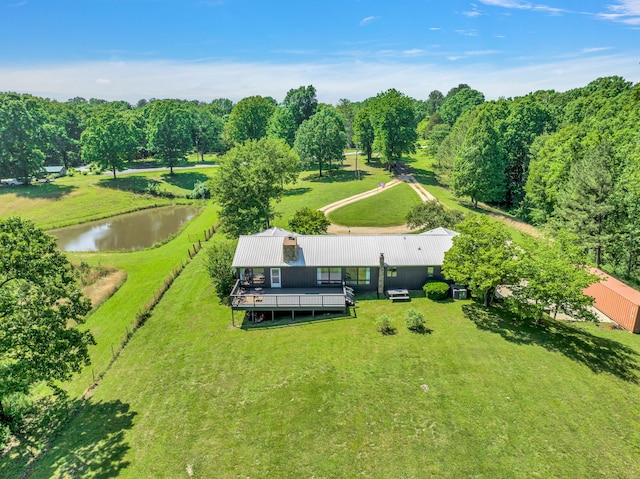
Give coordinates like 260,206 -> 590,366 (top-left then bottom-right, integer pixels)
421,227 -> 458,236
232,233 -> 457,268
253,227 -> 298,237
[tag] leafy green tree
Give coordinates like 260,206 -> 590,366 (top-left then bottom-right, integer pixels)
442,215 -> 519,307
435,109 -> 478,178
191,105 -> 224,161
205,239 -> 238,305
223,96 -> 275,146
438,86 -> 484,126
0,94 -> 46,184
552,143 -> 614,268
510,234 -> 599,325
368,89 -> 418,170
406,200 -> 464,230
294,108 -> 346,177
0,217 -> 94,436
288,207 -> 330,235
451,106 -> 507,206
425,90 -> 445,116
81,108 -> 140,179
282,85 -> 318,127
267,106 -> 297,147
210,98 -> 234,116
353,107 -> 375,163
335,98 -> 357,147
146,100 -> 194,174
212,138 -> 300,236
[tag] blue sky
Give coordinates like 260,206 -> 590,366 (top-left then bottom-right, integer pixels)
1,0 -> 639,103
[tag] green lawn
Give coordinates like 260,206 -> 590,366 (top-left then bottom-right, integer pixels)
328,182 -> 422,227
13,251 -> 640,478
0,167 -> 218,230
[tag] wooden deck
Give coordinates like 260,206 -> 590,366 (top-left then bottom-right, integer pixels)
230,283 -> 347,312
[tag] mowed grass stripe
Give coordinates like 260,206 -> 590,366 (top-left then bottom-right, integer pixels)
327,181 -> 422,227
28,249 -> 640,478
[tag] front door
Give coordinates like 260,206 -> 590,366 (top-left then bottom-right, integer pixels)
271,268 -> 281,288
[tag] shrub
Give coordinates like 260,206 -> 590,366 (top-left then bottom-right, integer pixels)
405,308 -> 426,332
192,181 -> 211,199
376,314 -> 396,335
423,281 -> 450,300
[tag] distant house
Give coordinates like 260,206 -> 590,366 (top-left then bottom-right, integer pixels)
42,166 -> 67,177
229,227 -> 457,319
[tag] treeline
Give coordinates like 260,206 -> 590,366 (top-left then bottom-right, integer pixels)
423,77 -> 640,280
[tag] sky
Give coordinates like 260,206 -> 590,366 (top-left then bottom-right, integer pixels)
0,0 -> 639,104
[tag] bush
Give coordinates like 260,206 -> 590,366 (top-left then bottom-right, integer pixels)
423,281 -> 450,300
192,181 -> 211,199
376,314 -> 396,335
405,308 -> 426,332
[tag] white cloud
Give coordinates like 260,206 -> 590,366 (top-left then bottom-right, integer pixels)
7,0 -> 27,6
463,10 -> 482,17
0,55 -> 637,104
580,47 -> 614,54
478,0 -> 566,14
96,78 -> 111,85
598,0 -> 640,24
455,29 -> 479,36
359,16 -> 378,26
402,49 -> 425,57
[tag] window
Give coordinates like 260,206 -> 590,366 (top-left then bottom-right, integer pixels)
427,266 -> 435,277
386,267 -> 397,278
317,267 -> 342,285
241,268 -> 265,285
345,267 -> 371,285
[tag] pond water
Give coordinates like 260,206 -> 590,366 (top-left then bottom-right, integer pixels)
50,205 -> 200,252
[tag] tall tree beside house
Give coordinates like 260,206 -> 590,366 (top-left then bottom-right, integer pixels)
352,107 -> 375,163
146,100 -> 193,174
368,89 -> 418,171
211,138 -> 300,236
205,239 -> 238,305
405,200 -> 465,231
223,95 -> 275,146
81,108 -> 139,179
442,215 -> 519,307
282,85 -> 318,128
551,143 -> 615,268
0,94 -> 46,184
0,217 -> 94,445
510,234 -> 599,326
451,106 -> 507,207
294,108 -> 346,177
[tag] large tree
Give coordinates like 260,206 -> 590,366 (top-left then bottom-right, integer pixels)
552,143 -> 614,268
282,85 -> 318,127
451,106 -> 507,207
205,239 -> 238,305
368,89 -> 418,170
294,108 -> 346,177
442,215 -> 519,307
438,86 -> 485,126
352,107 -> 375,163
0,217 -> 94,438
288,207 -> 330,235
267,106 -> 297,147
81,108 -> 139,178
212,138 -> 300,236
223,95 -> 276,146
406,200 -> 464,231
510,234 -> 599,325
0,94 -> 46,184
191,104 -> 224,161
146,100 -> 194,174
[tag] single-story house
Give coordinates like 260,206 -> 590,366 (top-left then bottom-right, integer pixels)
229,227 -> 458,318
42,165 -> 67,177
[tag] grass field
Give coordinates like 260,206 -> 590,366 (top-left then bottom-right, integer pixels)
327,182 -> 422,227
4,154 -> 640,478
12,251 -> 640,478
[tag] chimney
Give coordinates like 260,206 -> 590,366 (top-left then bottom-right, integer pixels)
378,252 -> 385,296
283,236 -> 298,262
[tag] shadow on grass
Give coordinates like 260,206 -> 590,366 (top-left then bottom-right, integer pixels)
302,168 -> 371,183
239,309 -> 354,330
408,166 -> 440,187
160,171 -> 210,190
1,396 -> 135,479
97,176 -> 158,193
0,182 -> 77,199
462,302 -> 640,383
283,187 -> 312,197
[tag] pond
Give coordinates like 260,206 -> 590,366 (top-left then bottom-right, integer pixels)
50,205 -> 200,252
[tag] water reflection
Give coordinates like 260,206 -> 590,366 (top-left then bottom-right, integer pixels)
50,205 -> 199,252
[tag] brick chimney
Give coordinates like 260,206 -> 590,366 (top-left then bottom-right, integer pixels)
283,236 -> 298,262
378,253 -> 385,296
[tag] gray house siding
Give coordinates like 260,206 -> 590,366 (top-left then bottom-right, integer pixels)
384,265 -> 444,290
